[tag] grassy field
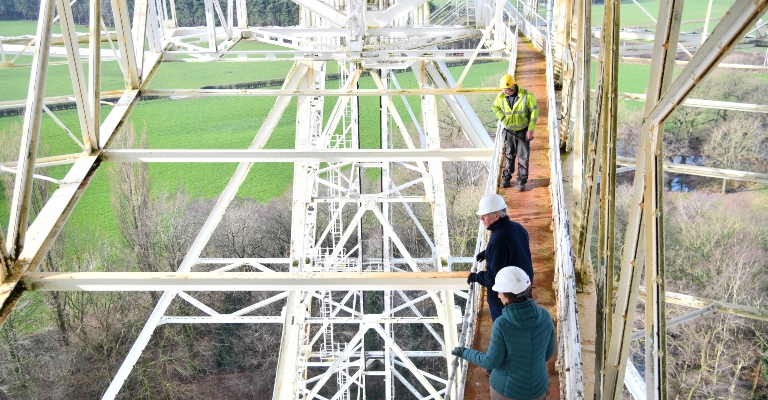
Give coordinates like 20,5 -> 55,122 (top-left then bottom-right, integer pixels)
591,0 -> 735,31
0,19 -> 90,36
0,47 -> 508,240
3,12 -> 765,241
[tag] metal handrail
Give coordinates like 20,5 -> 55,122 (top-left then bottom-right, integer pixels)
445,121 -> 504,400
542,0 -> 586,397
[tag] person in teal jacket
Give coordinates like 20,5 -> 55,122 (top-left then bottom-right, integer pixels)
492,74 -> 538,191
452,266 -> 555,400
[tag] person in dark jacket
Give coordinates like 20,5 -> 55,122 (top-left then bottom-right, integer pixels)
452,267 -> 555,400
467,193 -> 533,321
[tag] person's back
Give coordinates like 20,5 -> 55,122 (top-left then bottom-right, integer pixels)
486,217 -> 533,283
462,299 -> 555,399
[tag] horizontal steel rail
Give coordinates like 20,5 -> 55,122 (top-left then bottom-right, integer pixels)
21,271 -> 470,291
101,148 -> 494,162
616,155 -> 768,184
141,87 -> 500,97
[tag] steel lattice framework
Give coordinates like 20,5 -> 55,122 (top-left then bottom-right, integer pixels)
2,0 -> 768,399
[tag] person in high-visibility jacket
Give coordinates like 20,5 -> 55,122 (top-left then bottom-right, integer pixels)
492,74 -> 538,191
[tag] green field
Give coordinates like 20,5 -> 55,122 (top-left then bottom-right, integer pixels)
0,19 -> 90,36
591,0 -> 734,31
4,11 -> 765,243
0,32 -> 507,240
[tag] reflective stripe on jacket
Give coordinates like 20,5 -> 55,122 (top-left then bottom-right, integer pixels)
492,88 -> 538,133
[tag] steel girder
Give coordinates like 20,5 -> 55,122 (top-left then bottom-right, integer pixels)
542,0 -> 768,399
591,0 -> 620,397
599,0 -> 768,399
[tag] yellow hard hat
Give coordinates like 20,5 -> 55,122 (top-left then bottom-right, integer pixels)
499,74 -> 516,89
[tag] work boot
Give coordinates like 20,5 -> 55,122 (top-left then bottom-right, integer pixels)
517,183 -> 525,191
501,179 -> 511,188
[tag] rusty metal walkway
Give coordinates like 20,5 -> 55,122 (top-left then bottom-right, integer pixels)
463,37 -> 560,400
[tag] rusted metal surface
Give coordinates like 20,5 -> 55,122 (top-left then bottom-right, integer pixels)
463,37 -> 560,400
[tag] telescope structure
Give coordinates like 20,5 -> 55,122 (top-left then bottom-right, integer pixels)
1,0 -> 767,398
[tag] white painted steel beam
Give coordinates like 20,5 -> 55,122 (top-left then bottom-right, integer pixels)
643,0 -> 768,127
20,272 -> 469,292
0,91 -> 124,111
1,154 -> 83,169
640,287 -> 768,322
592,0 -> 620,396
290,0 -> 347,27
281,61 -> 323,399
615,156 -> 768,184
142,87 -> 499,97
88,0 -> 101,148
630,304 -> 718,342
1,55 -> 163,328
110,0 -> 140,88
0,230 -> 10,284
55,0 -> 97,152
425,61 -> 494,149
162,49 -> 500,62
604,0 -> 682,396
101,148 -> 493,162
103,63 -> 310,399
618,92 -> 768,113
6,0 -> 55,260
371,0 -> 428,27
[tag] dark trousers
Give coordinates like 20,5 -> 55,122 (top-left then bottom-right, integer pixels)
489,304 -> 503,322
503,129 -> 530,185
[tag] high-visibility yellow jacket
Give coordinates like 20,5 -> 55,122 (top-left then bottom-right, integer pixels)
492,87 -> 538,133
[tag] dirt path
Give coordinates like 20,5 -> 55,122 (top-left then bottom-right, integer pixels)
463,36 -> 560,400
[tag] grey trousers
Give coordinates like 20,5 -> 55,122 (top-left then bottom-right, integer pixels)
502,129 -> 530,185
490,386 -> 546,400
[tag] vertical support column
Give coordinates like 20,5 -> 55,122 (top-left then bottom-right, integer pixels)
593,0 -> 620,398
285,61 -> 325,398
57,0 -> 96,152
379,68 -> 393,400
420,68 -> 461,398
7,0 -> 55,258
89,0 -> 101,148
111,0 -> 140,88
0,226 -> 11,283
603,1 -> 681,398
289,61 -> 324,273
552,0 -> 572,81
227,0 -> 233,33
145,0 -> 163,53
132,0 -> 149,77
702,0 -> 714,44
641,1 -> 682,397
272,292 -> 305,400
347,0 -> 364,52
236,0 -> 247,27
556,0 -> 574,146
204,0 -> 219,52
570,0 -> 591,280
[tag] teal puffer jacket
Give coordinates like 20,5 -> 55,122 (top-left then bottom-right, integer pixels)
460,299 -> 555,399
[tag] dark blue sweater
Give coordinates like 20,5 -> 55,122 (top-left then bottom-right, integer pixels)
477,215 -> 533,308
461,299 -> 555,399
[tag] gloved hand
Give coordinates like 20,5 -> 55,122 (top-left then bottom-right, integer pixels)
451,347 -> 465,357
475,250 -> 486,262
467,272 -> 478,284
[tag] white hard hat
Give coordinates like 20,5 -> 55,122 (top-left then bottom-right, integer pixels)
492,267 -> 531,294
476,193 -> 507,215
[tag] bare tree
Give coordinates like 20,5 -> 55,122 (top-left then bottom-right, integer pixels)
702,115 -> 768,192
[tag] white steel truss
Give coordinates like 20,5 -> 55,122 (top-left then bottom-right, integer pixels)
3,0 -> 767,399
